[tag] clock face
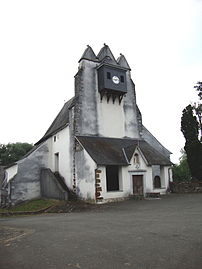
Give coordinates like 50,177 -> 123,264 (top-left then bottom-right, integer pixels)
112,76 -> 120,84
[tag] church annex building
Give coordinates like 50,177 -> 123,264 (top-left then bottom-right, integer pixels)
5,45 -> 172,204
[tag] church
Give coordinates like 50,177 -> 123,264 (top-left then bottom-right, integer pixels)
5,44 -> 172,205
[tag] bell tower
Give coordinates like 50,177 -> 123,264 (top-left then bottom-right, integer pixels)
74,44 -> 141,139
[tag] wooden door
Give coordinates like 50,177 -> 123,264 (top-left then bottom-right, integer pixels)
133,175 -> 143,195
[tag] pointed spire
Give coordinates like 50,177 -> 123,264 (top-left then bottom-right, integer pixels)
117,54 -> 131,70
97,43 -> 117,64
79,45 -> 97,62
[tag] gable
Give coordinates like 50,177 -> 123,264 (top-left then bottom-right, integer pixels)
128,146 -> 149,167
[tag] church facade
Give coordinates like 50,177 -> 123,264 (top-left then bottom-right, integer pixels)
5,45 -> 172,204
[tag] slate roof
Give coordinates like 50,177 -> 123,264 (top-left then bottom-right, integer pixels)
117,54 -> 131,70
97,44 -> 117,64
76,136 -> 172,166
79,45 -> 97,62
79,44 -> 131,70
35,97 -> 77,145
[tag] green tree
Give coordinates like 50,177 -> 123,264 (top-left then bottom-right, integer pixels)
193,103 -> 202,142
0,142 -> 33,166
181,82 -> 202,181
193,81 -> 202,141
194,81 -> 202,100
172,150 -> 191,182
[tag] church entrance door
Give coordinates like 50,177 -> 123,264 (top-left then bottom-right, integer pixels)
132,175 -> 143,196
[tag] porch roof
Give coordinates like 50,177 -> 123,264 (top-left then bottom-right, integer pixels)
76,136 -> 172,166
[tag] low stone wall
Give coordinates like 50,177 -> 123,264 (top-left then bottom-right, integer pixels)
170,181 -> 202,193
40,169 -> 68,200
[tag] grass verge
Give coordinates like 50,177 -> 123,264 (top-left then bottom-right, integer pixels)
0,199 -> 58,213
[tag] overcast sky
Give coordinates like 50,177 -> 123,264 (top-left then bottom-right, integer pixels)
0,0 -> 202,163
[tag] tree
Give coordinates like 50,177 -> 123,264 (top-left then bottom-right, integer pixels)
194,81 -> 202,100
0,142 -> 33,166
181,82 -> 202,181
172,150 -> 191,182
192,104 -> 202,143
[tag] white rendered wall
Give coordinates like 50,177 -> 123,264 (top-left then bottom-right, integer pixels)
75,148 -> 97,201
48,126 -> 72,189
98,96 -> 125,138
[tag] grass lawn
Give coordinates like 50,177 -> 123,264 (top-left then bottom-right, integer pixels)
0,199 -> 59,213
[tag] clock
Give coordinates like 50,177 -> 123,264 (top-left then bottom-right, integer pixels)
112,76 -> 120,84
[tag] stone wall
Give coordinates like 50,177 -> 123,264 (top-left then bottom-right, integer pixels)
170,181 -> 202,193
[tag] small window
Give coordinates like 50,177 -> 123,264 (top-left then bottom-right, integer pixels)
153,176 -> 161,189
120,75 -> 124,83
54,136 -> 56,142
134,153 -> 140,165
55,153 -> 59,172
107,72 -> 111,79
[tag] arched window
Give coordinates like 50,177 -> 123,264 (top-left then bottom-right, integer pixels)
153,176 -> 161,189
134,153 -> 139,164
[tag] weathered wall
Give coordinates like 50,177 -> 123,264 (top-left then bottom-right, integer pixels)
123,73 -> 140,138
9,142 -> 50,205
74,60 -> 99,136
75,59 -> 141,139
75,147 -> 97,202
40,168 -> 68,200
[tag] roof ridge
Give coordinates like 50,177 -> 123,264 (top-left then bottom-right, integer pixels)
35,96 -> 76,145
